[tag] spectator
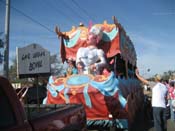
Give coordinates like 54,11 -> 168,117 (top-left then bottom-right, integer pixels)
64,57 -> 78,77
135,68 -> 168,131
168,80 -> 175,121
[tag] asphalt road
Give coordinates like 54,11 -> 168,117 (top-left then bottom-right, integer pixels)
130,108 -> 175,131
144,119 -> 175,131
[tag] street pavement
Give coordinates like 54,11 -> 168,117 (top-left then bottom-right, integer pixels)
130,108 -> 175,131
146,119 -> 175,131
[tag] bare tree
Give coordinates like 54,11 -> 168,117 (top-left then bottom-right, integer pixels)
50,53 -> 65,76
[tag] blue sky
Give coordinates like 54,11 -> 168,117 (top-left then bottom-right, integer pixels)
0,0 -> 175,77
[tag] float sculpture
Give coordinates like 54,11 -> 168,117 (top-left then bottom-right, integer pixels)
44,17 -> 144,129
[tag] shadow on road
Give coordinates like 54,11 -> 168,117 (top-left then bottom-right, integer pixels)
129,108 -> 154,131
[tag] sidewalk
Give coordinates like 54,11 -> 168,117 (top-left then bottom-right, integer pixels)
147,119 -> 175,131
130,111 -> 175,131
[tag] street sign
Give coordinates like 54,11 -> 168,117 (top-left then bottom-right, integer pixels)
17,44 -> 51,78
12,83 -> 21,89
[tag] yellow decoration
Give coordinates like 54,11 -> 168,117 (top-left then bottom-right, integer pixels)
71,90 -> 77,95
64,74 -> 94,89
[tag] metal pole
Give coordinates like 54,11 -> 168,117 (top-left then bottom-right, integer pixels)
36,76 -> 40,112
3,0 -> 10,78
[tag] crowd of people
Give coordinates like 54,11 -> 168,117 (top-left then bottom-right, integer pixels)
167,79 -> 175,121
135,69 -> 175,131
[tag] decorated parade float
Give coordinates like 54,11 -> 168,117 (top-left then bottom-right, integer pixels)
43,17 -> 144,130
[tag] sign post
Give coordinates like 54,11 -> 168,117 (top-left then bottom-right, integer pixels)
17,43 -> 51,110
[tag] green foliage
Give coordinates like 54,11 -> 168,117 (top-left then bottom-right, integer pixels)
162,70 -> 175,80
9,58 -> 28,83
147,70 -> 175,81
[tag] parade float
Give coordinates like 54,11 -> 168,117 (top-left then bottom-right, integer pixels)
43,17 -> 144,130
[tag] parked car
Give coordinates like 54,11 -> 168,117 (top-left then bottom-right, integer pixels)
0,76 -> 86,131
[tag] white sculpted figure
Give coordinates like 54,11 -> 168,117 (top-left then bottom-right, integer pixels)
76,26 -> 106,75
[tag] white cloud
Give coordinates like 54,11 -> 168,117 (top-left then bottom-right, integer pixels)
137,53 -> 175,77
132,33 -> 162,53
131,33 -> 175,77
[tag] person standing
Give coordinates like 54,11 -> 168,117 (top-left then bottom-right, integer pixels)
135,68 -> 168,131
168,80 -> 175,121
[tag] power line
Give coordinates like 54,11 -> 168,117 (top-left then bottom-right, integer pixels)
42,0 -> 77,25
59,0 -> 87,22
0,0 -> 55,34
71,0 -> 96,22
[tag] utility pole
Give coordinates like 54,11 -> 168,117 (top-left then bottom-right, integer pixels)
3,0 -> 10,78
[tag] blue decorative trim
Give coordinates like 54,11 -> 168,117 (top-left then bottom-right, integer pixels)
63,30 -> 81,48
83,85 -> 92,108
47,76 -> 65,97
47,84 -> 57,97
90,72 -> 119,96
118,92 -> 127,108
90,72 -> 127,108
102,27 -> 118,42
64,87 -> 70,103
66,74 -> 91,86
48,73 -> 128,108
87,119 -> 128,129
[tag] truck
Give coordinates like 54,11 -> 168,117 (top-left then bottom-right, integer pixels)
0,76 -> 87,131
44,17 -> 144,130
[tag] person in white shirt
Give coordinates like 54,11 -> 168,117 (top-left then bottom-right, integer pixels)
135,68 -> 168,131
76,25 -> 106,75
